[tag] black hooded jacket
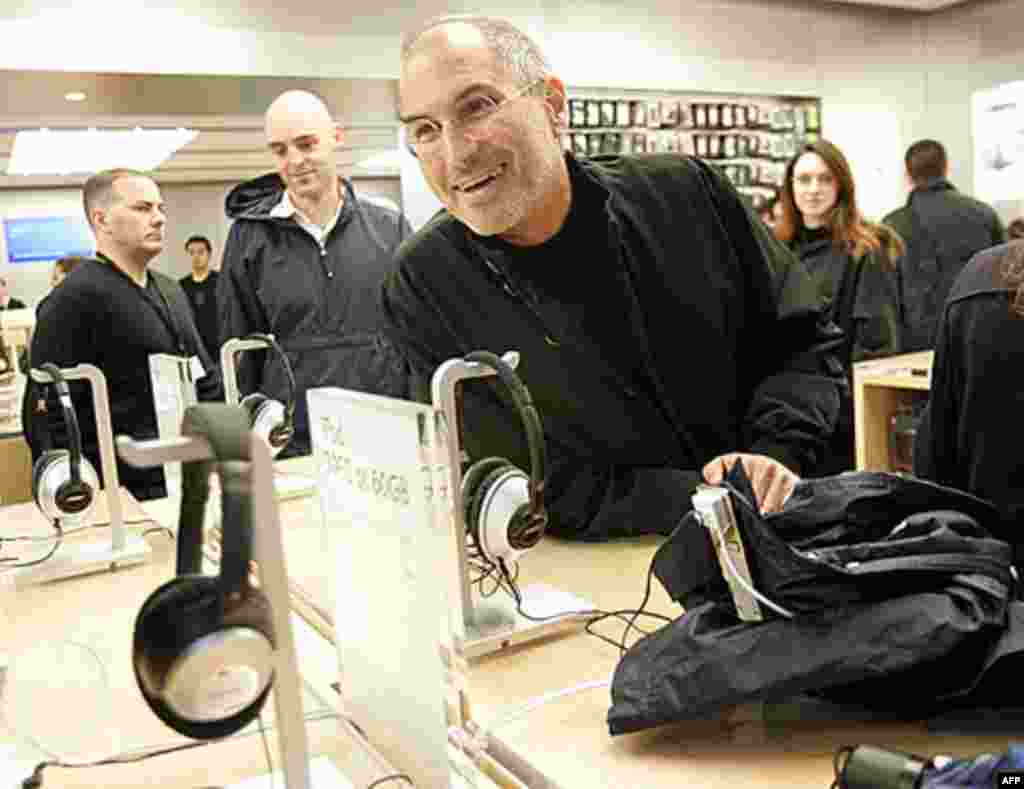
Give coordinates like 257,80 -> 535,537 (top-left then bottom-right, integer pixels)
883,178 -> 1005,352
382,153 -> 845,541
219,174 -> 412,455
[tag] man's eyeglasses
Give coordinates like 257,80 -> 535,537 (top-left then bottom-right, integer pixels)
402,79 -> 547,158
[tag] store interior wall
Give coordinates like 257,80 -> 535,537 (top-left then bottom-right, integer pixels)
0,177 -> 402,309
1,0 -> 1023,308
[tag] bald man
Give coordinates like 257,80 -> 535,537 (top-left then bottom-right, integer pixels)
218,90 -> 413,457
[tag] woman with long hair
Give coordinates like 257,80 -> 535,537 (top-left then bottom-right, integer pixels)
914,239 -> 1024,560
775,139 -> 904,474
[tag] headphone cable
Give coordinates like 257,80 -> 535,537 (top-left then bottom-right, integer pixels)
2,519 -> 63,569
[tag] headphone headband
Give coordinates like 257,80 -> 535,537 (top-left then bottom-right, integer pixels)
37,363 -> 83,486
463,351 -> 548,533
179,404 -> 255,600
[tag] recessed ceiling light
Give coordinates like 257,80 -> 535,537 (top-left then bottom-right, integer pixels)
64,91 -> 87,102
8,127 -> 198,175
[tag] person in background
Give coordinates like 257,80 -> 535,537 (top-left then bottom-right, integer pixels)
914,238 -> 1024,561
27,169 -> 222,501
774,138 -> 903,475
50,255 -> 88,289
218,89 -> 412,458
381,14 -> 845,540
179,235 -> 221,359
1008,218 -> 1024,241
0,276 -> 27,310
882,139 -> 1005,352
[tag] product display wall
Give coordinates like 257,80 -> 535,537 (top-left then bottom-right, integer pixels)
563,88 -> 821,211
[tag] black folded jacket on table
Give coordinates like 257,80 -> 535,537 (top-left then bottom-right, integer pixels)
608,467 -> 1024,735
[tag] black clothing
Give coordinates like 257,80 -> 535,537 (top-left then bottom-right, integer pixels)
27,255 -> 222,500
1,298 -> 27,310
219,174 -> 412,456
788,231 -> 902,474
914,240 -> 1024,557
610,467 -> 1018,734
883,178 -> 1005,352
179,270 -> 221,359
382,153 -> 845,541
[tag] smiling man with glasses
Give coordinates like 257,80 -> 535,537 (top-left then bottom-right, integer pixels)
382,15 -> 846,541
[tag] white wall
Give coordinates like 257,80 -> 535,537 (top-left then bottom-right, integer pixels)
0,177 -> 402,307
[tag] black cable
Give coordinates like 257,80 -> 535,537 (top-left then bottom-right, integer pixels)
20,710 -> 341,787
6,518 -> 63,568
485,545 -> 672,655
366,773 -> 414,788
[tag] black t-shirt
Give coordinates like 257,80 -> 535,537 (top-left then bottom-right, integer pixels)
179,271 -> 221,357
478,166 -> 648,393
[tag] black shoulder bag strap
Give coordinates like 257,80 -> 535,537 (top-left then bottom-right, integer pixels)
148,273 -> 190,357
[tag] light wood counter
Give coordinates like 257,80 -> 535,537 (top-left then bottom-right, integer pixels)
3,453 -> 1016,789
853,351 -> 933,471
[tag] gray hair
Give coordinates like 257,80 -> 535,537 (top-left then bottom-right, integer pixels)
400,14 -> 551,87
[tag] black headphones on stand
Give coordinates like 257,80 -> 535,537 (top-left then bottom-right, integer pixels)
239,333 -> 296,457
133,403 -> 275,740
459,350 -> 549,563
31,363 -> 98,523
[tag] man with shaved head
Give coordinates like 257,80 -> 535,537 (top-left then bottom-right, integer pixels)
219,89 -> 412,457
382,15 -> 846,540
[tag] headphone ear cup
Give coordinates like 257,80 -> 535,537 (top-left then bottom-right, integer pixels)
461,457 -> 510,548
33,450 -> 98,521
240,393 -> 289,455
133,575 -> 275,740
32,450 -> 65,512
240,393 -> 268,425
465,460 -> 531,562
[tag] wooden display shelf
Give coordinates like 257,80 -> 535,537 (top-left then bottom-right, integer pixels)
853,350 -> 933,472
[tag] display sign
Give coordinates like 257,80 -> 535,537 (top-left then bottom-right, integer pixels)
2,216 -> 94,263
309,387 -> 477,789
972,80 -> 1024,203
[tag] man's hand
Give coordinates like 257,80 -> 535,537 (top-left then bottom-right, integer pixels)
701,453 -> 799,515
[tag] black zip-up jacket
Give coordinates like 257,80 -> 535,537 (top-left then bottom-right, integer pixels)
219,174 -> 412,455
789,232 -> 901,369
789,231 -> 902,474
27,256 -> 222,500
381,153 -> 845,540
914,240 -> 1024,557
883,178 -> 1005,352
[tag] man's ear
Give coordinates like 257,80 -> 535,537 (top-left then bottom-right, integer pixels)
542,75 -> 568,132
332,124 -> 345,148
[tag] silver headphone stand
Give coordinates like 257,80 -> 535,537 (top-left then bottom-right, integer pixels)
118,430 -> 398,788
19,364 -> 152,586
431,353 -> 594,661
221,335 -> 276,406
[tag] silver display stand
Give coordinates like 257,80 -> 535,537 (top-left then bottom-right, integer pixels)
221,335 -> 273,406
430,353 -> 593,660
117,431 -> 350,789
20,364 -> 151,585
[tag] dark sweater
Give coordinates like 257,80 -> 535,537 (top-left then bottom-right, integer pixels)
382,153 -> 845,540
27,256 -> 221,500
